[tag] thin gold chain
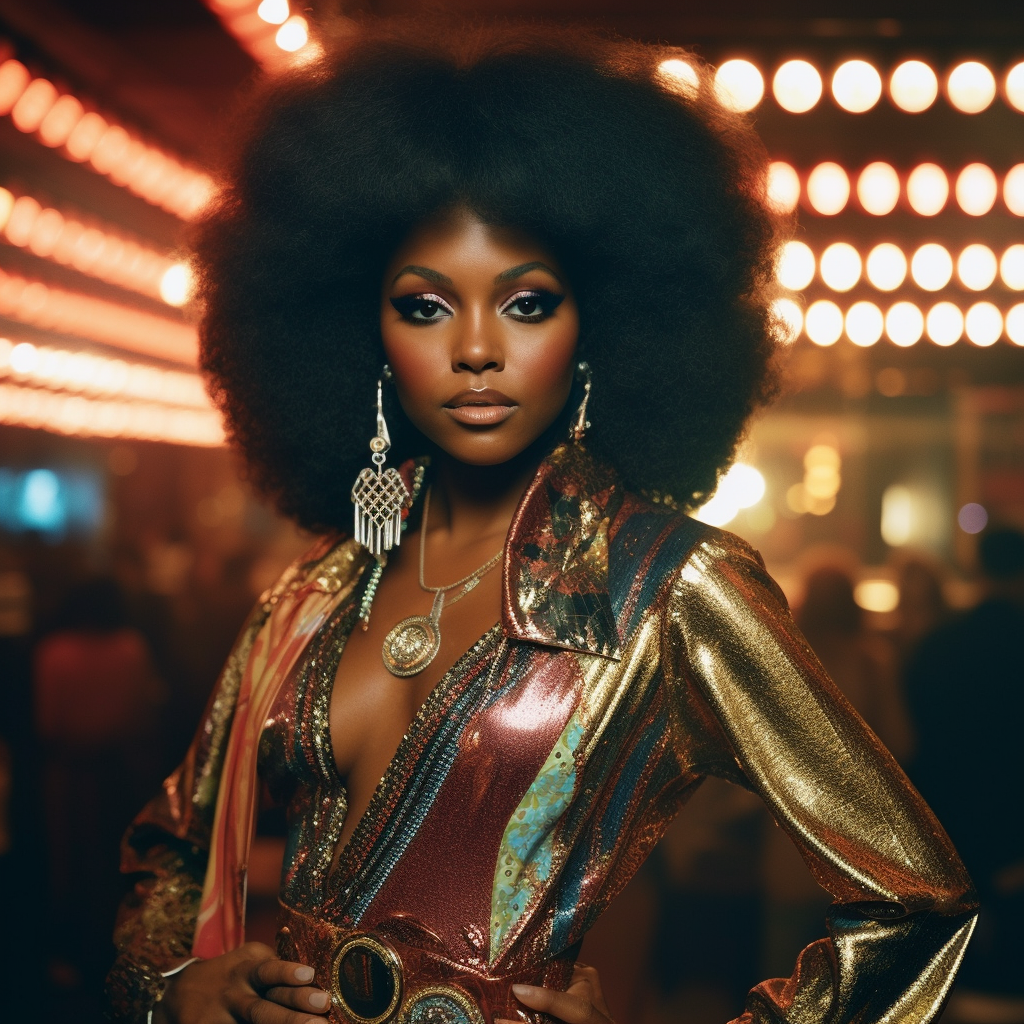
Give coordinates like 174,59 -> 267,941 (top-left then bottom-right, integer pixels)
418,487 -> 503,606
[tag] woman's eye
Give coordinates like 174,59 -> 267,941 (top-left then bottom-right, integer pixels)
499,290 -> 565,322
390,294 -> 453,323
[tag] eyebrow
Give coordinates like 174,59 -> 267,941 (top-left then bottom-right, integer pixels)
391,261 -> 563,287
495,261 -> 563,285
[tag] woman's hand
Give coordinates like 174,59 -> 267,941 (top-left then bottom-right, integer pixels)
154,942 -> 331,1024
499,962 -> 614,1024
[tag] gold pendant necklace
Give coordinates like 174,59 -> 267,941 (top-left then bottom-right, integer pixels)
381,488 -> 503,678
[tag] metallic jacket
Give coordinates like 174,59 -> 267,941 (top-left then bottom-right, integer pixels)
107,442 -> 977,1024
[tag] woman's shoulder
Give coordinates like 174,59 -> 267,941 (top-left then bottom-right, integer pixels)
256,531 -> 365,613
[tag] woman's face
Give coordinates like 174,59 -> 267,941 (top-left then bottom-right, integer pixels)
380,209 -> 579,466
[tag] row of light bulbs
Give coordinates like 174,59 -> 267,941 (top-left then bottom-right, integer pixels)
768,160 -> 1024,218
773,296 -> 1024,348
0,338 -> 210,409
0,268 -> 198,367
660,57 -> 1024,115
204,0 -> 315,70
779,241 -> 1024,294
0,380 -> 224,446
0,58 -> 214,221
0,188 -> 192,306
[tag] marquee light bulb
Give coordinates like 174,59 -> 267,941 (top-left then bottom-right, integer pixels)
926,302 -> 964,346
820,242 -> 862,292
714,59 -> 764,112
911,244 -> 953,291
1006,303 -> 1024,346
1006,63 -> 1024,113
866,243 -> 908,291
957,244 -> 997,291
37,94 -> 84,148
773,60 -> 822,112
886,302 -> 924,347
965,302 -> 1002,346
767,161 -> 800,213
832,60 -> 882,112
955,164 -> 997,216
0,60 -> 30,115
805,300 -> 843,346
771,298 -> 803,344
857,162 -> 900,215
658,59 -> 700,97
889,60 -> 938,112
845,301 -> 883,347
1004,165 -> 1024,216
947,61 -> 996,113
1001,245 -> 1024,290
906,164 -> 949,216
777,240 -> 816,291
806,163 -> 850,215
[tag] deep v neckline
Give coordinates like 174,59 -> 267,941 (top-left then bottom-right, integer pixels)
318,620 -> 504,915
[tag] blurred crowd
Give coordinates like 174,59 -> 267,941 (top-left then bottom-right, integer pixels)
1,522 -> 1022,1024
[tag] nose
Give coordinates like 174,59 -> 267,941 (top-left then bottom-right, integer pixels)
450,307 -> 504,374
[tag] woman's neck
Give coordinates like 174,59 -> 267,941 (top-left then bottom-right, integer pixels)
426,443 -> 548,547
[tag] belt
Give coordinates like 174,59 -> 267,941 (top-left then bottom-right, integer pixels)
277,902 -> 574,1024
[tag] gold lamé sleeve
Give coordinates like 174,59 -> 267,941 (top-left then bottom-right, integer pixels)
663,530 -> 978,1024
105,602 -> 269,1023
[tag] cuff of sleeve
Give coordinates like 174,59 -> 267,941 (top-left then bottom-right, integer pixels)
106,956 -> 199,1024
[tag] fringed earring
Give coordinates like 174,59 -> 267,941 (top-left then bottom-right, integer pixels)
351,367 -> 411,558
570,361 -> 593,443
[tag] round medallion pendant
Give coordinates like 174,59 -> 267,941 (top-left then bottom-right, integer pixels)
382,615 -> 440,677
331,935 -> 403,1024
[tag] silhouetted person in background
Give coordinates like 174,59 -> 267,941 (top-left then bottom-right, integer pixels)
33,575 -> 166,1016
906,528 -> 1024,1011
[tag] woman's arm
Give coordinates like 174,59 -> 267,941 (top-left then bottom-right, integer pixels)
106,604 -> 268,1022
663,531 -> 977,1024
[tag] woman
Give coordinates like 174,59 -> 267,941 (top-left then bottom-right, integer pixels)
106,23 -> 977,1024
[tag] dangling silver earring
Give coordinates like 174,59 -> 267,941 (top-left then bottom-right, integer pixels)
351,367 -> 411,558
570,361 -> 592,443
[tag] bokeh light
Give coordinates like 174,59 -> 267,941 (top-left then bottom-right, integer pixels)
0,60 -> 30,115
773,60 -> 822,112
965,302 -> 1002,346
957,244 -> 997,291
926,302 -> 964,346
805,300 -> 843,346
889,60 -> 938,112
257,0 -> 290,24
1007,62 -> 1024,112
771,297 -> 803,344
777,240 -> 815,290
275,15 -> 308,52
714,59 -> 764,112
767,161 -> 800,213
911,243 -> 953,291
1005,303 -> 1024,346
907,164 -> 949,215
657,58 -> 700,97
866,243 -> 908,291
857,162 -> 900,215
957,502 -> 988,534
806,162 -> 850,215
886,302 -> 924,347
1001,245 -> 1024,290
832,60 -> 882,112
947,61 -> 996,113
694,462 -> 766,527
820,242 -> 862,291
1004,165 -> 1024,216
854,580 -> 899,613
955,163 -> 998,216
159,264 -> 195,307
37,94 -> 84,148
845,301 -> 883,347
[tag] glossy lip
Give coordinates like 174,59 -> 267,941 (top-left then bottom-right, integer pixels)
443,387 -> 518,427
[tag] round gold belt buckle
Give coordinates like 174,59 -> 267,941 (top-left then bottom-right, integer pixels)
331,934 -> 404,1024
